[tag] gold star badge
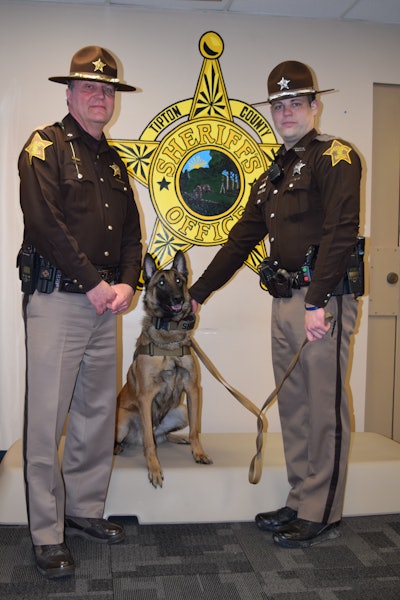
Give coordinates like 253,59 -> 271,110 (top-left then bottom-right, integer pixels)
109,163 -> 121,178
323,139 -> 352,166
92,58 -> 106,73
25,132 -> 53,164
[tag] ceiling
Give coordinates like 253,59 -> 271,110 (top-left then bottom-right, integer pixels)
26,0 -> 400,26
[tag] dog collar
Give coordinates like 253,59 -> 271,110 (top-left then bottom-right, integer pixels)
152,314 -> 196,331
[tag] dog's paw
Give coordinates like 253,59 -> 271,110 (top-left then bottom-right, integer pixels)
193,452 -> 213,465
148,468 -> 164,488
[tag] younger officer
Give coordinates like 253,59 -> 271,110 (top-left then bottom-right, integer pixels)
190,60 -> 362,548
18,46 -> 142,577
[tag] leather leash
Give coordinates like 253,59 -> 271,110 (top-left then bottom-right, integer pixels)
191,313 -> 333,485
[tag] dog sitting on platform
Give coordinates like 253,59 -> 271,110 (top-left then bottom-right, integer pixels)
115,251 -> 212,487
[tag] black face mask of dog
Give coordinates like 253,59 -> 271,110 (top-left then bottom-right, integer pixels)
142,251 -> 190,320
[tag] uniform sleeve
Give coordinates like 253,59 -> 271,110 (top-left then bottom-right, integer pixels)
189,185 -> 268,304
305,139 -> 361,307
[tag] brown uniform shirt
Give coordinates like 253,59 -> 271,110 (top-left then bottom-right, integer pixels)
190,128 -> 361,308
19,113 -> 142,292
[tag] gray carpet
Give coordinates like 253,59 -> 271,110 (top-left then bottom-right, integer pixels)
1,514 -> 400,599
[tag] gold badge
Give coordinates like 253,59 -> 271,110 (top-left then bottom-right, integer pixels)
323,139 -> 352,166
109,163 -> 121,178
92,58 -> 106,73
25,132 -> 53,164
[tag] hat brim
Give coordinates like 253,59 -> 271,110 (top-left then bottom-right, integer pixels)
252,88 -> 335,107
49,74 -> 136,92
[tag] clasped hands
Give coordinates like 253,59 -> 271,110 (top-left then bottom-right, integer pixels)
86,280 -> 134,315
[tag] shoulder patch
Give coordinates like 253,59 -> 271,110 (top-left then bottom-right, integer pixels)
322,139 -> 352,166
25,132 -> 53,164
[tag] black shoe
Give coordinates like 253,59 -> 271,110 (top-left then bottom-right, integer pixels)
255,506 -> 298,532
273,518 -> 341,548
65,516 -> 125,544
34,543 -> 75,579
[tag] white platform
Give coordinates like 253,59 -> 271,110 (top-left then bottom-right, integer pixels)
1,432 -> 400,525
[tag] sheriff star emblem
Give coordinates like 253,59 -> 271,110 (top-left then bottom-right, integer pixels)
278,76 -> 290,91
25,132 -> 53,164
109,163 -> 121,178
323,139 -> 352,166
293,160 -> 306,176
92,58 -> 106,73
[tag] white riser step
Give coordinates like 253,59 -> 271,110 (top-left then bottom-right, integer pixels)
0,433 -> 399,524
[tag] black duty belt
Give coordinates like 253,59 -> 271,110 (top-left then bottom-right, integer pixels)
56,265 -> 120,293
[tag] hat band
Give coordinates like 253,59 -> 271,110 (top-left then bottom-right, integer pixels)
70,72 -> 120,84
269,87 -> 316,102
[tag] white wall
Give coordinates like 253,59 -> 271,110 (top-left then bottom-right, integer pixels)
1,1 -> 399,449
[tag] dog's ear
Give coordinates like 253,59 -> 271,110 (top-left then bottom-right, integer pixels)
143,253 -> 158,286
172,250 -> 188,278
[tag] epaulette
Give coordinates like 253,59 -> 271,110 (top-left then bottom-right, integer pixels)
31,122 -> 56,131
315,134 -> 336,142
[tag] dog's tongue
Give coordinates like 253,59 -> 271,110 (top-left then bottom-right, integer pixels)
171,303 -> 183,312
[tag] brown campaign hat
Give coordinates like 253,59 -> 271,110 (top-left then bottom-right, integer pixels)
253,60 -> 334,106
49,46 -> 136,92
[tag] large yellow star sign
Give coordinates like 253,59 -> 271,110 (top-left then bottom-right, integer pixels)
110,31 -> 279,281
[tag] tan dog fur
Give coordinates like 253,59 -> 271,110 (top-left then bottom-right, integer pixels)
115,251 -> 212,487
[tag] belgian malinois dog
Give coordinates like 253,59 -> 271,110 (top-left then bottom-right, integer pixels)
115,251 -> 212,487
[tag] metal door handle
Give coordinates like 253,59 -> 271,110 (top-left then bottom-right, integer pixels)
387,272 -> 399,284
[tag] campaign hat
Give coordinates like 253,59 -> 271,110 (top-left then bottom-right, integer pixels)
253,60 -> 334,106
267,60 -> 333,103
49,46 -> 136,92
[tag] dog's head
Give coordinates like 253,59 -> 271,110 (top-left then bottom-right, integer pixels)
143,251 -> 192,320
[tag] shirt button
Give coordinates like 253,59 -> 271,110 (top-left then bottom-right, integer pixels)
273,189 -> 278,195
108,225 -> 113,231
123,187 -> 128,192
100,178 -> 104,183
270,212 -> 275,218
270,237 -> 275,243
289,183 -> 294,189
256,199 -> 261,204
105,203 -> 109,208
104,251 -> 109,257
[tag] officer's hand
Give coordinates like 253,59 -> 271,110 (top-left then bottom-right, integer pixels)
107,283 -> 134,314
86,280 -> 116,315
191,297 -> 199,313
304,308 -> 331,342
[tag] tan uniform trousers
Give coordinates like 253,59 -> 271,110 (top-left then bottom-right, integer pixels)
23,289 -> 117,546
271,288 -> 358,524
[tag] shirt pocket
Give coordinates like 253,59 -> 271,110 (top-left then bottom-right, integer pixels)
280,169 -> 314,222
108,177 -> 132,219
60,162 -> 97,213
